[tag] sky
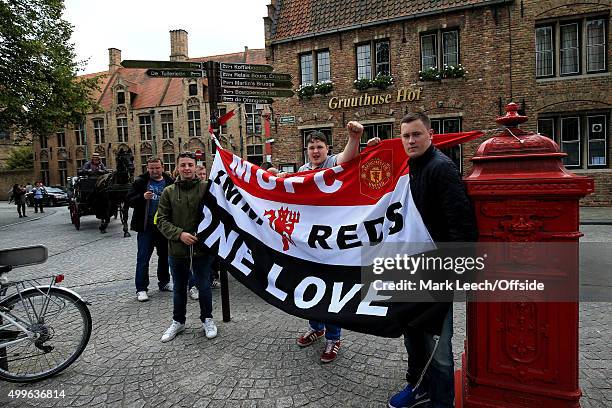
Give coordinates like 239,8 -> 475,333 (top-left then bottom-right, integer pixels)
63,0 -> 270,74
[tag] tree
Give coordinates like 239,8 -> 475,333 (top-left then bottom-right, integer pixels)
0,0 -> 100,142
4,146 -> 33,169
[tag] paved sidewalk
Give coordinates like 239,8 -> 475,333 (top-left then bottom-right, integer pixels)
0,203 -> 610,407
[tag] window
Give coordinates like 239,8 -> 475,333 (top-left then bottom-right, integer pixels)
139,115 -> 152,141
246,143 -> 263,166
431,118 -> 463,172
187,109 -> 201,137
421,31 -> 459,71
538,113 -> 609,168
117,91 -> 125,105
140,154 -> 152,174
40,162 -> 49,186
77,159 -> 86,169
300,50 -> 331,85
245,104 -> 262,135
361,123 -> 393,150
56,131 -> 66,148
117,117 -> 128,143
216,107 -> 228,136
301,128 -> 332,164
586,19 -> 606,72
279,163 -> 296,173
40,135 -> 48,149
536,17 -> 607,78
163,153 -> 175,173
536,26 -> 554,77
75,122 -> 86,145
355,40 -> 390,80
560,22 -> 580,75
58,160 -> 67,186
161,112 -> 174,139
189,83 -> 198,96
93,119 -> 105,144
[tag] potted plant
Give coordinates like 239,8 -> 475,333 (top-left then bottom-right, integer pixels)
296,83 -> 316,100
441,63 -> 468,79
353,77 -> 372,91
372,73 -> 394,90
314,80 -> 334,95
419,67 -> 441,82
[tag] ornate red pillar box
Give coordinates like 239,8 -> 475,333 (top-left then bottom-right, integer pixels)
461,103 -> 594,408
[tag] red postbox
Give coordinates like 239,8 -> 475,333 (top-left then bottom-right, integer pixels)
460,103 -> 594,407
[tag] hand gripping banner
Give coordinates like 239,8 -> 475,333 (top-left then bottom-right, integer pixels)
197,131 -> 483,337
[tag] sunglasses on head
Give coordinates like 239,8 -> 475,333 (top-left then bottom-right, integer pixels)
178,152 -> 196,159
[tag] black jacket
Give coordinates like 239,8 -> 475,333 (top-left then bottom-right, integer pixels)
126,172 -> 174,232
409,144 -> 478,243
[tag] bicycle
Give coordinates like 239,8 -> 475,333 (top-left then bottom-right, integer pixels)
0,245 -> 92,382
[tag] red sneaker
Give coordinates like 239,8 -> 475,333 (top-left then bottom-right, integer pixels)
320,340 -> 341,363
297,329 -> 325,347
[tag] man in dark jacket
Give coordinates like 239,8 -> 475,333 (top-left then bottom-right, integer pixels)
126,157 -> 174,302
388,112 -> 477,408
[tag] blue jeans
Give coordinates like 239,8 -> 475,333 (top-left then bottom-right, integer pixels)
135,227 -> 170,292
309,321 -> 341,341
169,255 -> 213,324
404,306 -> 454,408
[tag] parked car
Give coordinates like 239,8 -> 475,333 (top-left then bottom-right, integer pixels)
26,187 -> 70,207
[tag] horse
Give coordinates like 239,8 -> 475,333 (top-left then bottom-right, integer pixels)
93,148 -> 135,237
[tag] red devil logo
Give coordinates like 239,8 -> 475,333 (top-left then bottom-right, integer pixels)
264,207 -> 300,251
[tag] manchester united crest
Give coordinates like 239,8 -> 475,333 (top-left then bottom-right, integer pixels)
360,157 -> 392,190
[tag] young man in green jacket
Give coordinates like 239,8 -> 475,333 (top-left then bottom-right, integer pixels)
156,152 -> 217,342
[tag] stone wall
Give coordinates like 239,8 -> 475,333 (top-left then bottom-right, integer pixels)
0,169 -> 34,200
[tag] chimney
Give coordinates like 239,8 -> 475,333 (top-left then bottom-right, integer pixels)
108,48 -> 121,73
169,29 -> 189,61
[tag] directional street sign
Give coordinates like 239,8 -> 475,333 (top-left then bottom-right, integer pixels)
220,78 -> 292,89
221,87 -> 294,98
147,69 -> 206,78
220,95 -> 274,104
219,71 -> 292,81
122,60 -> 203,70
219,62 -> 274,73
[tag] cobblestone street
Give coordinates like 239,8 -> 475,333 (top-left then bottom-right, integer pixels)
0,203 -> 610,407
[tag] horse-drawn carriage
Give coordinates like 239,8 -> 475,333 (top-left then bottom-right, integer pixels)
67,149 -> 134,237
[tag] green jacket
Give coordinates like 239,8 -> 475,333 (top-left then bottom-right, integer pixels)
156,177 -> 208,258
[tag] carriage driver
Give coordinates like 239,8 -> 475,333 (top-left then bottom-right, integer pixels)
80,152 -> 107,173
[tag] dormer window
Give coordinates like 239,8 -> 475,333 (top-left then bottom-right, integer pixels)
117,90 -> 125,104
189,83 -> 198,96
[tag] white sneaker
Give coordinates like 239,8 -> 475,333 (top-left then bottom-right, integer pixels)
159,282 -> 173,292
137,291 -> 149,302
189,286 -> 199,300
203,318 -> 217,339
161,320 -> 185,343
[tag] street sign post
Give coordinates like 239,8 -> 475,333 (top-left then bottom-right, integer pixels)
219,62 -> 273,72
146,69 -> 206,78
122,60 -> 203,70
221,87 -> 294,98
219,95 -> 274,104
219,71 -> 292,81
220,78 -> 293,89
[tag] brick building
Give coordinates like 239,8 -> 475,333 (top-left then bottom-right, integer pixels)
263,0 -> 611,205
33,30 -> 267,186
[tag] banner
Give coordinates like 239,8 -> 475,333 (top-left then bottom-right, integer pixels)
197,131 -> 483,337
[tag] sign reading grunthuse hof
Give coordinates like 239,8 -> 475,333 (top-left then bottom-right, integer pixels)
327,86 -> 423,110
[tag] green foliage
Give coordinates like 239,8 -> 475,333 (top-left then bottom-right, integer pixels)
0,0 -> 101,141
314,80 -> 333,95
4,146 -> 33,169
372,73 -> 394,90
353,77 -> 372,91
296,83 -> 316,100
419,67 -> 441,82
441,64 -> 468,79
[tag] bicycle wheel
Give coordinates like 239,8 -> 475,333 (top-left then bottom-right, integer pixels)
0,287 -> 92,382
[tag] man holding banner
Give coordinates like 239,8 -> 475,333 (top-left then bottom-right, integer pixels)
294,123 -> 364,363
388,112 -> 477,408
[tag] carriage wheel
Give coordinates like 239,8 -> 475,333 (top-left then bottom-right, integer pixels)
69,202 -> 80,230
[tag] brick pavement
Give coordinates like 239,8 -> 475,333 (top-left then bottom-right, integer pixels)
0,203 -> 610,407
